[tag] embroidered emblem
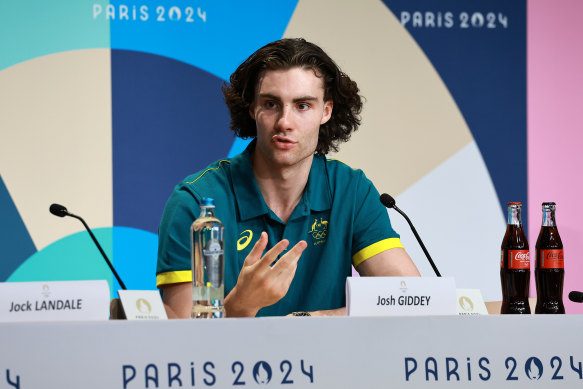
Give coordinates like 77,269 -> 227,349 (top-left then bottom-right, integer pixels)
309,217 -> 328,245
237,230 -> 253,251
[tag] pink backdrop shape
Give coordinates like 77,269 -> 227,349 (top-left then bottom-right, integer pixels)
528,0 -> 583,313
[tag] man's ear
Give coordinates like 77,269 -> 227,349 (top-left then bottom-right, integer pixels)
321,100 -> 333,125
249,103 -> 256,120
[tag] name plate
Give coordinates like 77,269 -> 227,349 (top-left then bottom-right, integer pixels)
456,288 -> 489,315
346,277 -> 457,316
118,290 -> 167,320
0,280 -> 109,322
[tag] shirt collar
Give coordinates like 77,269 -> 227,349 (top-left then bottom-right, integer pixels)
304,153 -> 332,213
230,141 -> 332,221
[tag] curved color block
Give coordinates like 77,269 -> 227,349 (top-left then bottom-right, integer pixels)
8,227 -> 158,297
0,49 -> 113,251
0,1 -> 109,71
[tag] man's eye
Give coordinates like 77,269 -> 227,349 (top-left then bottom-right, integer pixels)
297,103 -> 310,110
264,101 -> 277,109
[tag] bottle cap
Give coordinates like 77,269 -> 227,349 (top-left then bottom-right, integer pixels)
508,202 -> 522,206
200,198 -> 215,207
542,202 -> 556,206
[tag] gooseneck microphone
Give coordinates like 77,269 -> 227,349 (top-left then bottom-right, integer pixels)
569,291 -> 583,303
380,193 -> 442,277
49,203 -> 127,290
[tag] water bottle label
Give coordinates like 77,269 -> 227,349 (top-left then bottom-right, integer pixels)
503,250 -> 530,269
537,249 -> 564,269
203,240 -> 224,256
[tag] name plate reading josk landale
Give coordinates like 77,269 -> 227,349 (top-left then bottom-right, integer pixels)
0,280 -> 110,322
346,277 -> 457,316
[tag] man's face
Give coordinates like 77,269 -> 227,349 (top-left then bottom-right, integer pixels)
250,67 -> 333,170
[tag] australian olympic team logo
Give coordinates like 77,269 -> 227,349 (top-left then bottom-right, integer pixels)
309,218 -> 328,245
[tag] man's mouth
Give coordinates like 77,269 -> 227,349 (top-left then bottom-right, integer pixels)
272,135 -> 297,144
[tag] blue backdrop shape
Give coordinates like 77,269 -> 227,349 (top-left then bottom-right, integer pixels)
0,175 -> 37,281
111,50 -> 233,234
109,0 -> 299,80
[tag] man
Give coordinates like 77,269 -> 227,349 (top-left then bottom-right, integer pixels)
156,38 -> 420,318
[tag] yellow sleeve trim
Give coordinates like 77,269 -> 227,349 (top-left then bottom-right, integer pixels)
156,271 -> 192,288
352,238 -> 404,267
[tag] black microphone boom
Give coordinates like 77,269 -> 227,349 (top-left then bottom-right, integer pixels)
49,203 -> 127,290
380,194 -> 442,277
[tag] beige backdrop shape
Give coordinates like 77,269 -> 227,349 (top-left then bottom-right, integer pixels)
284,0 -> 473,195
0,49 -> 113,251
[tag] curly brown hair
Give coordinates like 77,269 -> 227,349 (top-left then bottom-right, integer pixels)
222,38 -> 363,155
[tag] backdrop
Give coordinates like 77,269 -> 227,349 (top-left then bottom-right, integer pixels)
1,0 -> 581,312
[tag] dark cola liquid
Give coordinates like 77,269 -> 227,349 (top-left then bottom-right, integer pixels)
501,267 -> 531,314
500,224 -> 531,314
535,226 -> 565,314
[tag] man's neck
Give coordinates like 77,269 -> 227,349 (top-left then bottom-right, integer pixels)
252,151 -> 313,224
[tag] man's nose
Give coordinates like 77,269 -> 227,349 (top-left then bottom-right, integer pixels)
275,105 -> 293,130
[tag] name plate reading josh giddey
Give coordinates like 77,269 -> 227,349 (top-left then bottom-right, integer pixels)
0,280 -> 110,322
346,277 -> 457,316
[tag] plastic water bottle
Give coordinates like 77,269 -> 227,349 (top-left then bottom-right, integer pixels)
191,198 -> 225,318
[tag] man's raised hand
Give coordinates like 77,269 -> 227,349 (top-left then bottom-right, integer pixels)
224,232 -> 307,317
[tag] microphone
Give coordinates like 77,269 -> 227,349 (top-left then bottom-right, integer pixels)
569,291 -> 583,303
49,203 -> 127,290
380,193 -> 441,277
49,203 -> 68,217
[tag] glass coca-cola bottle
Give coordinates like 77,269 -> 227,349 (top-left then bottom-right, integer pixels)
500,202 -> 531,314
535,202 -> 565,314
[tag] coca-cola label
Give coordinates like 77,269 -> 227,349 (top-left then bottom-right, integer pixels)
538,249 -> 564,269
502,250 -> 530,269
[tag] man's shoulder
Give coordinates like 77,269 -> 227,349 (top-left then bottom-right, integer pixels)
171,158 -> 236,203
180,158 -> 233,189
318,156 -> 379,200
321,155 -> 365,181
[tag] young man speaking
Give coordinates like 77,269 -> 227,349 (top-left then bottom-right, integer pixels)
156,38 -> 420,318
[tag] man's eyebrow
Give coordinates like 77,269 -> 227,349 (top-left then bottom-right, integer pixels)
258,93 -> 319,102
258,93 -> 281,101
293,96 -> 319,103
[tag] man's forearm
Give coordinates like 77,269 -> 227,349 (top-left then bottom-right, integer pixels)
224,286 -> 260,317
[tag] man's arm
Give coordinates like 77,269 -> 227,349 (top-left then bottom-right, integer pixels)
355,247 -> 420,277
161,282 -> 191,319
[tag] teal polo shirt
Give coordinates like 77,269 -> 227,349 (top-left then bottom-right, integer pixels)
156,142 -> 403,316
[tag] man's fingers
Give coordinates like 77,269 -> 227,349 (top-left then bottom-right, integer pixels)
259,239 -> 290,267
274,240 -> 307,270
243,231 -> 268,266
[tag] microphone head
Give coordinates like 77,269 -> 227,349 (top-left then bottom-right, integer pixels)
380,193 -> 396,209
569,291 -> 583,303
49,203 -> 69,217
